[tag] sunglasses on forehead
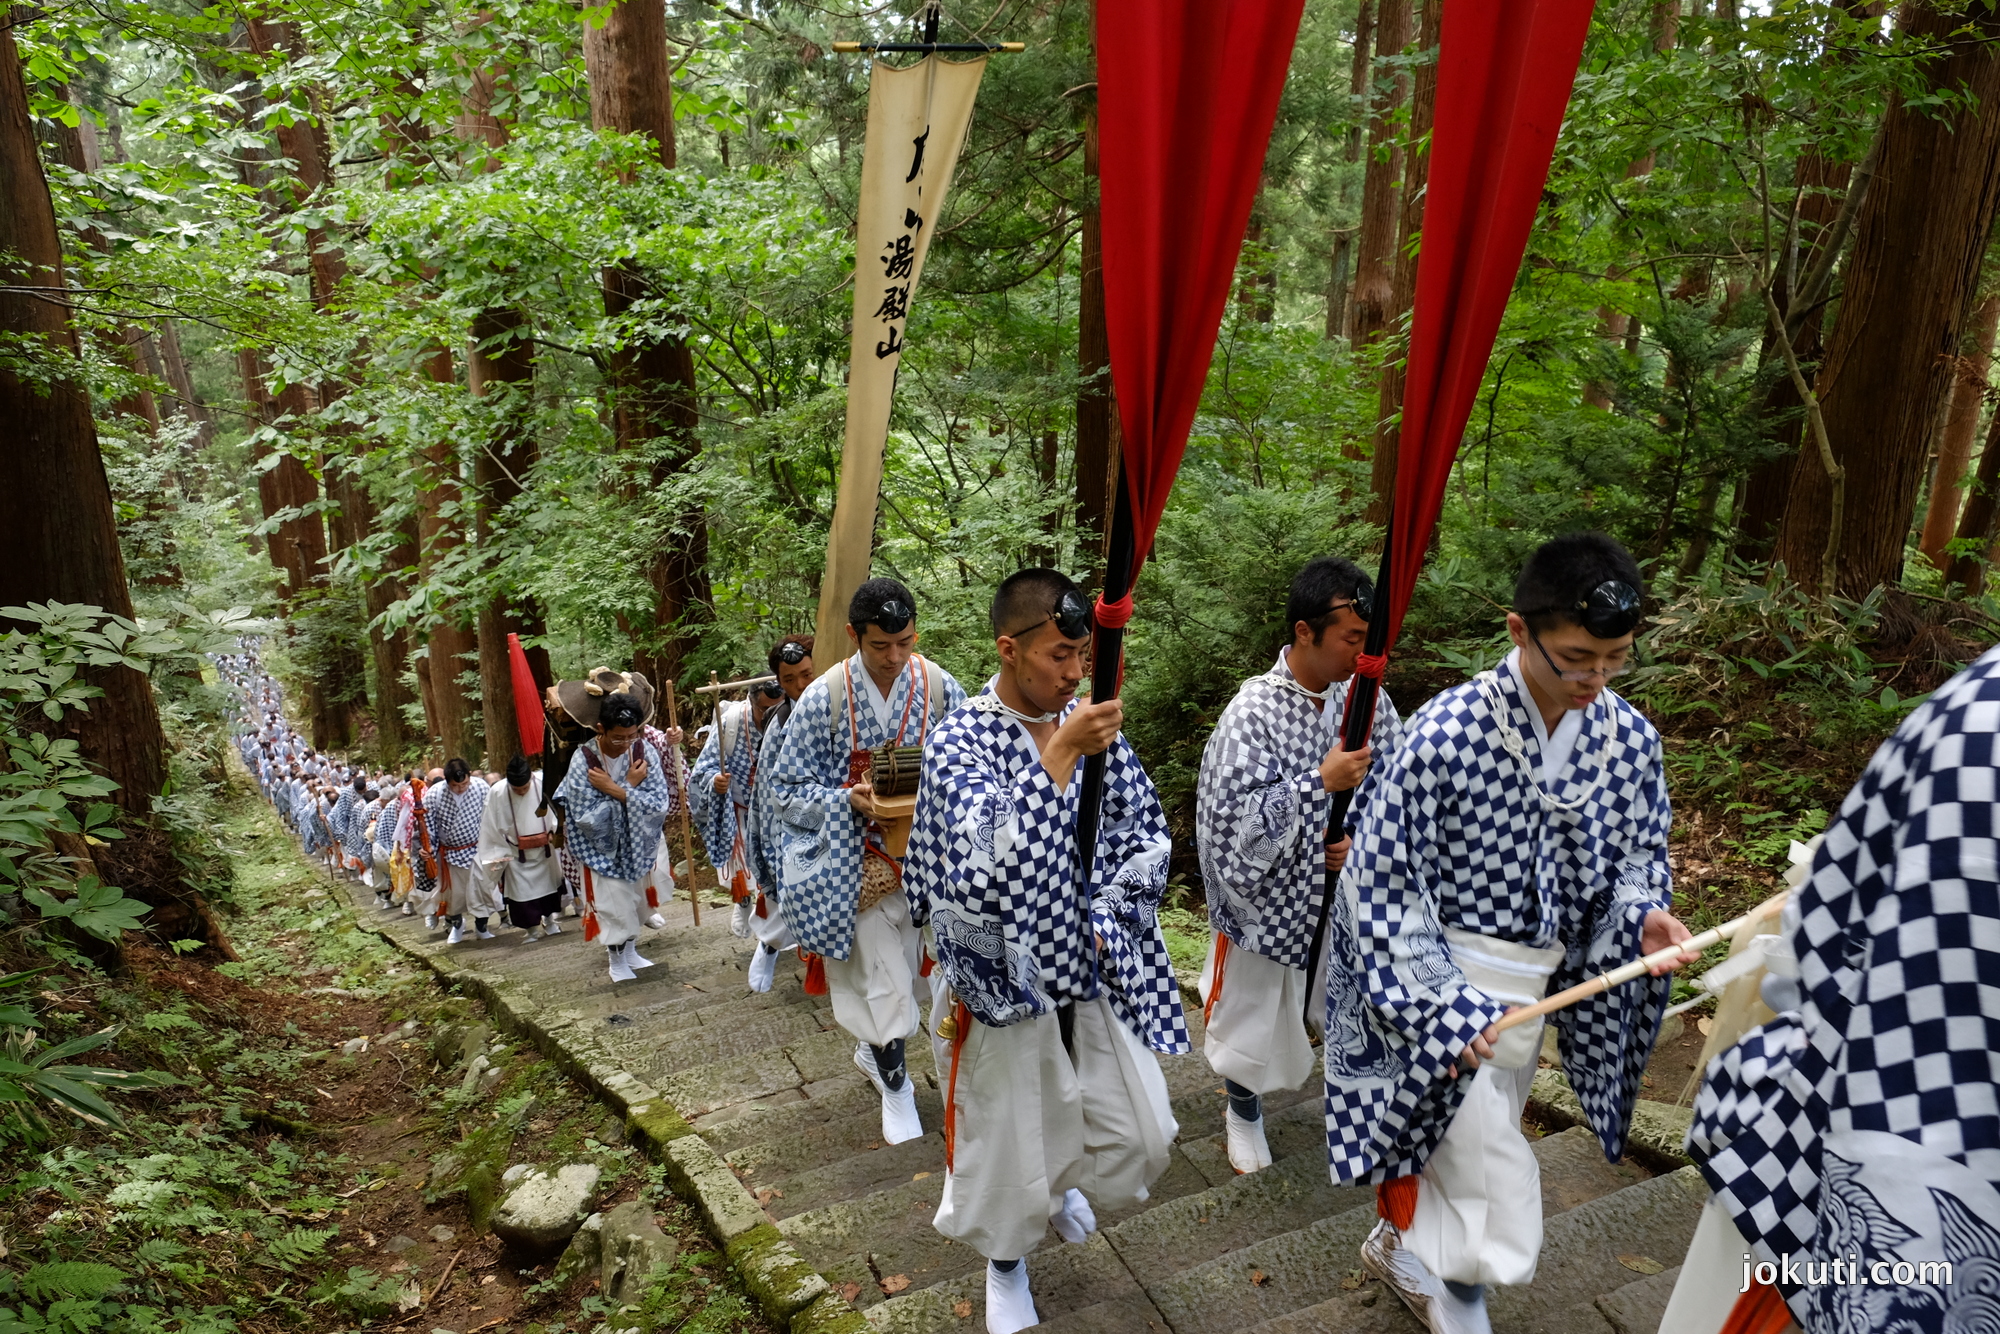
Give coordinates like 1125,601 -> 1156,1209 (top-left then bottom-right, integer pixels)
754,680 -> 785,699
865,599 -> 914,634
777,642 -> 810,665
1572,579 -> 1643,639
1310,576 -> 1376,626
1004,588 -> 1096,641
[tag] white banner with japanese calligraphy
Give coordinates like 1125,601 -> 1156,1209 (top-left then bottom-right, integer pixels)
814,54 -> 988,655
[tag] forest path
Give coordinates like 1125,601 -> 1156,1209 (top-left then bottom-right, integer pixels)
343,879 -> 1703,1333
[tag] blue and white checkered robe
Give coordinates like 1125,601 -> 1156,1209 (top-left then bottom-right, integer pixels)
332,787 -> 372,861
768,655 -> 965,960
747,699 -> 795,904
689,699 -> 766,882
1325,654 -> 1673,1183
425,779 -> 490,867
905,685 -> 1191,1055
554,736 -> 674,880
1198,649 -> 1404,969
1689,645 -> 2000,1332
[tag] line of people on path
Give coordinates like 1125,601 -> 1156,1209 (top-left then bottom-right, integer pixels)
221,525 -> 2000,1334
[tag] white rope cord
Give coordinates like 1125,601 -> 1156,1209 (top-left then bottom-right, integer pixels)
1474,671 -> 1605,814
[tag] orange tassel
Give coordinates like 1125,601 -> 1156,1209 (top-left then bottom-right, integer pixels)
920,949 -> 934,978
1377,1175 -> 1418,1231
731,869 -> 752,904
802,952 -> 828,996
1205,932 -> 1231,1026
1720,1279 -> 1798,1334
645,882 -> 660,909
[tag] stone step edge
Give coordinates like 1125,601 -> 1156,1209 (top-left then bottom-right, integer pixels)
1529,1067 -> 1695,1173
344,890 -> 869,1334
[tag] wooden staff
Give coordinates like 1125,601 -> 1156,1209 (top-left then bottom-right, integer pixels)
697,671 -> 776,695
664,680 -> 701,926
1491,897 -> 1784,1033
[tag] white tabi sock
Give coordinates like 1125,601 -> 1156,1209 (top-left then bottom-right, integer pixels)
984,1260 -> 1038,1334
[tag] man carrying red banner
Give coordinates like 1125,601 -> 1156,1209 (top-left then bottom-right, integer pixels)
908,569 -> 1187,1334
1326,534 -> 1696,1334
1195,556 -> 1400,1174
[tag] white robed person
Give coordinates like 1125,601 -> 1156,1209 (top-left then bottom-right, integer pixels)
768,578 -> 965,1145
906,570 -> 1188,1334
552,670 -> 680,982
1326,534 -> 1697,1334
1658,644 -> 2000,1334
1195,555 -> 1402,1174
479,753 -> 565,942
740,634 -> 816,991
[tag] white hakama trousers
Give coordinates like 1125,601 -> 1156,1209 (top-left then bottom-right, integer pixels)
1654,1198 -> 1757,1334
751,892 -> 795,951
1406,1058 -> 1542,1288
823,890 -> 924,1047
934,994 -> 1175,1263
589,873 -> 646,947
1197,932 -> 1316,1095
468,862 -> 506,921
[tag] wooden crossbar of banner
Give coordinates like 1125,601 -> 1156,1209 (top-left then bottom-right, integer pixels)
832,41 -> 1023,52
695,672 -> 777,695
1491,896 -> 1786,1032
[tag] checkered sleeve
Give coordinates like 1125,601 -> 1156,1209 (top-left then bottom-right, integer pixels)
768,680 -> 855,841
1196,684 -> 1329,965
1093,739 -> 1191,1054
688,715 -> 732,867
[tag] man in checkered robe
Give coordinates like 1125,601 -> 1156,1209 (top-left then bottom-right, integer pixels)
425,759 -> 492,945
907,569 -> 1187,1334
768,578 -> 965,1147
1197,555 -> 1403,1174
332,775 -> 374,884
690,686 -> 782,940
740,635 -> 816,993
1663,644 -> 2000,1334
1329,534 -> 1695,1334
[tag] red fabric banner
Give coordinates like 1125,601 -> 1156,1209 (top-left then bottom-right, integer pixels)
1094,0 -> 1306,581
1383,0 -> 1597,648
507,633 -> 544,757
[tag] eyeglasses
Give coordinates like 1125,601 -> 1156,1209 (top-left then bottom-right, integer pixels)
1529,629 -> 1634,684
867,600 -> 914,634
1004,587 -> 1096,641
777,642 -> 810,665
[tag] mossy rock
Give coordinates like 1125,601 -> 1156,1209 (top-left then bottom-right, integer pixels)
426,1118 -> 516,1216
724,1223 -> 829,1324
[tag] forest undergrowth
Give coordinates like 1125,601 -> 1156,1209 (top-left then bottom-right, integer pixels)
0,766 -> 772,1334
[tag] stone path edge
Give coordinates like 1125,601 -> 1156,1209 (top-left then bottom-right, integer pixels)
344,905 -> 868,1334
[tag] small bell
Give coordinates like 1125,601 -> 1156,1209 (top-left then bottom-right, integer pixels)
935,1011 -> 959,1042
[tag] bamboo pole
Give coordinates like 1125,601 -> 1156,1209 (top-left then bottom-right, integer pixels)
663,680 -> 700,926
696,671 -> 776,695
1491,899 -> 1783,1032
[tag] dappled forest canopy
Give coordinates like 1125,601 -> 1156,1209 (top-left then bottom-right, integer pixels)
5,0 -> 2000,831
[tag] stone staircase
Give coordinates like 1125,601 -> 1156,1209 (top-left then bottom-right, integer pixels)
346,883 -> 1707,1333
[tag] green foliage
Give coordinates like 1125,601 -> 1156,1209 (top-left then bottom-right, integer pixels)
0,1020 -> 178,1138
311,1267 -> 417,1320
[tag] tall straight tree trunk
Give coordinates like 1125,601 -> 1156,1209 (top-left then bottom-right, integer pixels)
469,307 -> 542,765
1920,291 -> 2000,569
1326,0 -> 1373,345
1947,398 -> 2000,593
1365,0 -> 1438,528
582,0 -> 708,692
1774,0 -> 2000,597
419,428 -> 479,764
1345,0 -> 1410,352
1734,149 -> 1853,561
0,20 -> 166,810
155,318 -> 215,449
1074,83 -> 1120,570
458,58 -> 548,765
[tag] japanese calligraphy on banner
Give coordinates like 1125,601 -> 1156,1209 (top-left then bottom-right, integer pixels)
814,54 -> 987,656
